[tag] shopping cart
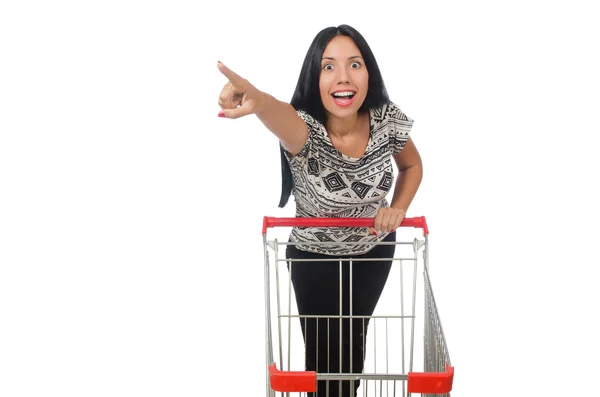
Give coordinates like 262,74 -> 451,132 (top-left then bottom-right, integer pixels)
262,216 -> 454,397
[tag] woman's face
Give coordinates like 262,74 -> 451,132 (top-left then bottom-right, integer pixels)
319,35 -> 369,120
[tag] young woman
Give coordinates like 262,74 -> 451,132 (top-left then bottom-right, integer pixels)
217,24 -> 423,397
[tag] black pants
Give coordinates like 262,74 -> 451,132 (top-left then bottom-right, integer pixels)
285,232 -> 395,397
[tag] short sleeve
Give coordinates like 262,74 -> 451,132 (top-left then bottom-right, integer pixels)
282,109 -> 324,164
386,102 -> 414,156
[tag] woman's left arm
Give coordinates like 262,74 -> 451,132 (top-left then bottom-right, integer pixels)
390,137 -> 423,213
373,137 -> 423,233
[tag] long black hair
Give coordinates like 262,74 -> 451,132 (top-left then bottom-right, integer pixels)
278,24 -> 391,208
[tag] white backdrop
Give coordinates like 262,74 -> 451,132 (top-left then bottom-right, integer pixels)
1,1 -> 599,396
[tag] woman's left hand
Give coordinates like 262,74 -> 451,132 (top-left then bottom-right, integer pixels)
368,207 -> 406,235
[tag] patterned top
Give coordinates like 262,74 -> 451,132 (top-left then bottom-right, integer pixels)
283,102 -> 413,255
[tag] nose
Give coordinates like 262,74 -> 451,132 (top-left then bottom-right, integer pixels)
337,65 -> 351,84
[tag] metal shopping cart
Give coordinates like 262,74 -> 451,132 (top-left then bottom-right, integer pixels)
262,216 -> 454,397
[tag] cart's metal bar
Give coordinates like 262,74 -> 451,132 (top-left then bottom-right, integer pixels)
327,318 -> 331,397
273,242 -> 285,373
423,235 -> 429,390
316,316 -> 319,375
363,318 -> 367,397
339,258 -> 343,397
274,241 -> 414,246
409,241 -> 418,374
263,235 -> 274,397
424,235 -> 429,271
275,257 -> 416,263
399,259 -> 406,397
423,236 -> 430,380
280,314 -> 415,319
287,256 -> 292,372
350,258 -> 354,397
373,318 -> 377,394
304,316 -> 307,379
385,317 -> 389,397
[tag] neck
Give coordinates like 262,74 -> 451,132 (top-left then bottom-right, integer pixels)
325,112 -> 361,139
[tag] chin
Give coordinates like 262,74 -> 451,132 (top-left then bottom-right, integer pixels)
325,98 -> 362,115
327,109 -> 354,119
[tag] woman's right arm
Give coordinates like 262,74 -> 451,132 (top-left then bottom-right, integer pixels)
217,61 -> 308,156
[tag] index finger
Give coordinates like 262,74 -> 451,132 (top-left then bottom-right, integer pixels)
217,61 -> 245,86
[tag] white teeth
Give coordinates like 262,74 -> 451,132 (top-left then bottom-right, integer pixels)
333,91 -> 355,97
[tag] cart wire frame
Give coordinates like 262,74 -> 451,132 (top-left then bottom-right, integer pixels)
262,216 -> 453,397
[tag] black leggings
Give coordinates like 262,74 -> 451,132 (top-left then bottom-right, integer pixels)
285,232 -> 396,397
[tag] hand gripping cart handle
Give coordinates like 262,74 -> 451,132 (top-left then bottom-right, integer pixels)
262,216 -> 454,397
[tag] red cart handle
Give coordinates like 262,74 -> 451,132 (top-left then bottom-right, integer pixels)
262,216 -> 429,235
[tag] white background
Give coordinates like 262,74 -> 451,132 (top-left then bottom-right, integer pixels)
1,0 -> 599,396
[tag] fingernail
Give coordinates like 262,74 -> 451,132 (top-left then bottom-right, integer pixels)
218,110 -> 225,117
372,231 -> 378,236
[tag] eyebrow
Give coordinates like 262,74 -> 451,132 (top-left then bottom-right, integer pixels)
322,55 -> 363,61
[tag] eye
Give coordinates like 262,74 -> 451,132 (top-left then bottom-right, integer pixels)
323,63 -> 334,71
350,61 -> 361,68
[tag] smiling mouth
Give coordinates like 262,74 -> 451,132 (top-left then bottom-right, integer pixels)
332,91 -> 356,100
331,91 -> 357,106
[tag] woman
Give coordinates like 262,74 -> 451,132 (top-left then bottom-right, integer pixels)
217,24 -> 423,397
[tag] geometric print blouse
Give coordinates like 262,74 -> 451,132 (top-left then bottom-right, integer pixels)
283,102 -> 413,255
